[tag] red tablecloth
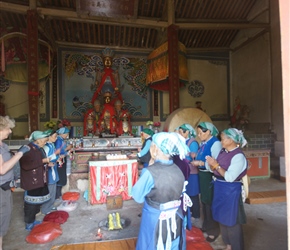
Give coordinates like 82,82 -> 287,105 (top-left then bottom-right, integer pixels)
89,159 -> 138,204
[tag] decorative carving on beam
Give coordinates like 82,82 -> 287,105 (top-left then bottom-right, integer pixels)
76,0 -> 136,19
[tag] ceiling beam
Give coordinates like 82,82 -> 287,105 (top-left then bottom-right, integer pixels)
0,2 -> 269,30
0,2 -> 28,14
56,41 -> 153,53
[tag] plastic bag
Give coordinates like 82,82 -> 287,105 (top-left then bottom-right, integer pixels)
26,221 -> 62,244
43,211 -> 69,224
186,226 -> 205,242
62,191 -> 80,201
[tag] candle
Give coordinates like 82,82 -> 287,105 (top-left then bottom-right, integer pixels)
96,228 -> 103,241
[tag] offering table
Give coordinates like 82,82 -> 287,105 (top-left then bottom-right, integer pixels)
88,157 -> 138,205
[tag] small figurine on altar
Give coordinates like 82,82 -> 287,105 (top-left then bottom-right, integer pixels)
83,99 -> 103,136
230,96 -> 250,131
195,101 -> 205,112
98,91 -> 117,135
114,100 -> 132,136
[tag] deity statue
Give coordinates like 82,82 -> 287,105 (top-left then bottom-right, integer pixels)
83,99 -> 103,136
91,48 -> 122,105
230,96 -> 242,127
230,96 -> 250,130
98,91 -> 117,135
114,100 -> 132,136
84,48 -> 132,137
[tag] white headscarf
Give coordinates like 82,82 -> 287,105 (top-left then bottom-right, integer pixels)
152,132 -> 189,160
223,128 -> 247,148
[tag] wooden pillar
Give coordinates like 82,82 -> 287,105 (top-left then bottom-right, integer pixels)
27,10 -> 39,131
52,53 -> 58,118
167,24 -> 180,113
278,0 -> 290,245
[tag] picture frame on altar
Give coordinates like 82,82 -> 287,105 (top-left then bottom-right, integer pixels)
58,47 -> 152,122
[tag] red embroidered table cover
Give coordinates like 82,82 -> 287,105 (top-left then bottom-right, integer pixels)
89,159 -> 138,204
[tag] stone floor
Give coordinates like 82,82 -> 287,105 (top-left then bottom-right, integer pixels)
2,177 -> 287,250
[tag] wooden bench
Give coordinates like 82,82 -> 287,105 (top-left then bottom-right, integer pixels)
245,190 -> 286,204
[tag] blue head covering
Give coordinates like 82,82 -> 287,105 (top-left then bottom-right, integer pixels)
152,132 -> 189,160
198,122 -> 219,137
179,123 -> 196,138
57,127 -> 70,135
223,128 -> 247,148
29,130 -> 50,142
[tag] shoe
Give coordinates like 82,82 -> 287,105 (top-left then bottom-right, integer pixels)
206,235 -> 218,243
25,220 -> 41,231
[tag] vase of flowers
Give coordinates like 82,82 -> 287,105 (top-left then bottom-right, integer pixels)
44,121 -> 57,130
153,121 -> 161,133
57,119 -> 71,128
146,120 -> 154,130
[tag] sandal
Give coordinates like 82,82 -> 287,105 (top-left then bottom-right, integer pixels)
206,235 -> 218,242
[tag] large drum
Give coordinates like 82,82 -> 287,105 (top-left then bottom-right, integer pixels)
163,107 -> 212,142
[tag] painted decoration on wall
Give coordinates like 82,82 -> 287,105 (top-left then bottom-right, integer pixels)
188,80 -> 205,98
59,48 -> 151,122
0,33 -> 51,82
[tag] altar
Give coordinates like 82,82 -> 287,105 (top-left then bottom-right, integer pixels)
88,158 -> 139,205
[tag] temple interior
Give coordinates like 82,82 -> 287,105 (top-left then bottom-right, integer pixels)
0,0 -> 289,249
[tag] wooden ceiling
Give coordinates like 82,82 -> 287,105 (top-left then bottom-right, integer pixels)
0,0 -> 269,53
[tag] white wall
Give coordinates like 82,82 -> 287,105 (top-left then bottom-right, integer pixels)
231,33 -> 271,124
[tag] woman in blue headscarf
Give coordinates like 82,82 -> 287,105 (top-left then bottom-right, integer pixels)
20,130 -> 51,230
132,132 -> 189,250
54,127 -> 72,200
178,124 -> 200,227
206,128 -> 247,250
41,130 -> 61,214
192,122 -> 222,242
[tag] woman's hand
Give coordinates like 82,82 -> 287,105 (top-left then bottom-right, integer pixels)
55,148 -> 61,155
205,156 -> 218,171
189,152 -> 196,159
191,160 -> 204,167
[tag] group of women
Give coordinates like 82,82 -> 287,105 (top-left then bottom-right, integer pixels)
132,121 -> 248,250
0,115 -> 72,249
0,114 -> 247,250
20,127 -> 72,230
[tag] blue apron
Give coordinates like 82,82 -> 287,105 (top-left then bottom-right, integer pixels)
212,179 -> 241,227
136,200 -> 184,250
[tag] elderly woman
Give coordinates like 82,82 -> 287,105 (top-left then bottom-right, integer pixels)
54,127 -> 72,200
192,122 -> 222,242
132,132 -> 189,250
20,130 -> 51,231
178,123 -> 200,225
0,116 -> 30,249
41,130 -> 61,215
132,128 -> 154,168
206,128 -> 247,250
